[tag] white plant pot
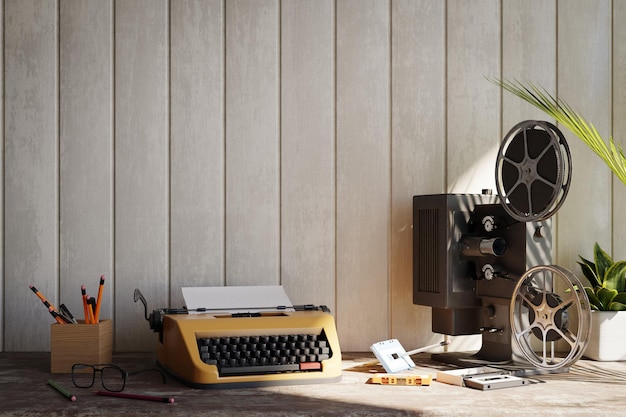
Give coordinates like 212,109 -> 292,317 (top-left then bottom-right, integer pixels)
584,310 -> 626,361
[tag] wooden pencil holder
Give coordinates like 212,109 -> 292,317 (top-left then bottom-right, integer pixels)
50,319 -> 113,373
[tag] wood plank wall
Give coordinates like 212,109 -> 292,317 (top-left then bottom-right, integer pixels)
2,0 -> 622,353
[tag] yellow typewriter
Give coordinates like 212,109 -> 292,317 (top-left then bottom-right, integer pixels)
134,287 -> 342,388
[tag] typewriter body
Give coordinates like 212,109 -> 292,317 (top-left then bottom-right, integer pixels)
134,289 -> 342,389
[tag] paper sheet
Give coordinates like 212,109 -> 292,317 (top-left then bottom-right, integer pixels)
181,285 -> 295,314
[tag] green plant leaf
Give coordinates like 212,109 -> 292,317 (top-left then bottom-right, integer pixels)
594,242 -> 613,284
597,287 -> 618,310
578,258 -> 601,287
612,292 -> 626,305
608,301 -> 626,311
585,287 -> 603,310
604,261 -> 626,293
488,78 -> 626,185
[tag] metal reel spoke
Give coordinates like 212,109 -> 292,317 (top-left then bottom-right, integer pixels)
510,265 -> 591,370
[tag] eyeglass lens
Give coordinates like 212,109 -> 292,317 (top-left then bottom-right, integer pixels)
72,364 -> 125,392
101,366 -> 125,391
72,364 -> 95,387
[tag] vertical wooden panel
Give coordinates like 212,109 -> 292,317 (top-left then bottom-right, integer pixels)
557,0 -> 612,270
4,0 -> 58,351
59,0 -> 113,325
0,0 -> 4,351
170,0 -> 224,308
115,0 -> 169,351
390,0 -> 445,348
225,0 -> 279,286
612,1 -> 626,260
502,0 -> 556,129
447,0 -> 500,194
336,0 -> 390,351
280,0 -> 335,308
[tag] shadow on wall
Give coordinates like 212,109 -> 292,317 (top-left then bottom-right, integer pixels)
447,145 -> 499,195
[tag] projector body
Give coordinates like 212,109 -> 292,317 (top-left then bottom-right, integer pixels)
410,121 -> 592,373
412,193 -> 551,362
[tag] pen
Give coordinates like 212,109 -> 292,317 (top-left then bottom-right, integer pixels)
59,304 -> 78,324
95,390 -> 174,403
48,380 -> 77,401
30,285 -> 64,324
94,276 -> 105,323
81,285 -> 90,324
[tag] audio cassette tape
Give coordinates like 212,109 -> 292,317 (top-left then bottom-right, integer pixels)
463,373 -> 529,391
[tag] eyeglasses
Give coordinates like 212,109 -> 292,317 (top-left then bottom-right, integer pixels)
71,363 -> 166,392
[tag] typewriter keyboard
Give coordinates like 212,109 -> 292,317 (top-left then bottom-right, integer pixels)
197,332 -> 333,376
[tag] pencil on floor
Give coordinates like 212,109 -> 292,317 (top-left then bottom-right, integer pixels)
48,380 -> 76,401
95,390 -> 174,403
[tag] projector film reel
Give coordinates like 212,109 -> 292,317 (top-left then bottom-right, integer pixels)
499,121 -> 591,371
495,120 -> 572,222
510,265 -> 591,370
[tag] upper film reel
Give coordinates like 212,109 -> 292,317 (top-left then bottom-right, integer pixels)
495,120 -> 572,222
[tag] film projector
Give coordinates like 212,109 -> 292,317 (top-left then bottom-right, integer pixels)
412,120 -> 591,376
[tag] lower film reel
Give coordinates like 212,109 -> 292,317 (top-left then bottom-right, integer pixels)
495,120 -> 572,222
510,265 -> 591,370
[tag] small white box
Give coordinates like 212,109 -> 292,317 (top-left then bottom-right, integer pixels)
436,366 -> 501,386
370,339 -> 415,373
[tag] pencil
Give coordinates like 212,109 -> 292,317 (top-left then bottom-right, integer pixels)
50,308 -> 66,324
48,380 -> 76,401
94,276 -> 105,323
29,285 -> 55,307
81,285 -> 90,324
95,390 -> 174,403
30,285 -> 64,324
49,307 -> 71,324
87,296 -> 96,325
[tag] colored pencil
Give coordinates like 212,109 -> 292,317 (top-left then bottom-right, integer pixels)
48,380 -> 77,401
95,390 -> 174,403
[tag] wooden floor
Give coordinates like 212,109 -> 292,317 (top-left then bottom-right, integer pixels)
1,351 -> 626,416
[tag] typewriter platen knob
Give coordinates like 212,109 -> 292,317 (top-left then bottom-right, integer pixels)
133,288 -> 165,333
149,310 -> 163,332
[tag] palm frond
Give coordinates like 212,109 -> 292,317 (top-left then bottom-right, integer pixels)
488,77 -> 626,186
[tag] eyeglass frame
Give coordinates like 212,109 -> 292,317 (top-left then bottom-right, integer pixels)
71,363 -> 166,392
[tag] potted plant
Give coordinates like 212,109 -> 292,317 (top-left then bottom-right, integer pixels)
577,242 -> 626,360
